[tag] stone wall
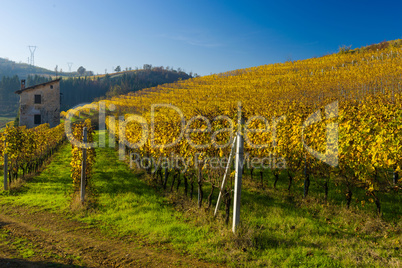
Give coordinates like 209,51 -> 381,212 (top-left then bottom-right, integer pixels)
18,80 -> 60,129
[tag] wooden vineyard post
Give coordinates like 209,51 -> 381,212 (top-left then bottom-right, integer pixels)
197,162 -> 203,208
163,167 -> 168,190
80,127 -> 87,203
3,135 -> 8,191
233,108 -> 244,234
393,168 -> 399,185
129,153 -> 133,169
303,155 -> 310,198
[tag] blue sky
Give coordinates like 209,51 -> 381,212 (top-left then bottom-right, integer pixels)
0,0 -> 401,76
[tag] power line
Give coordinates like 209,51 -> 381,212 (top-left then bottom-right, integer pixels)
67,62 -> 73,72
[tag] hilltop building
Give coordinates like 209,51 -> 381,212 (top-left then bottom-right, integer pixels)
15,79 -> 61,128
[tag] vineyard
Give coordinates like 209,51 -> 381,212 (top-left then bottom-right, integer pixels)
1,40 -> 402,267
63,40 -> 402,218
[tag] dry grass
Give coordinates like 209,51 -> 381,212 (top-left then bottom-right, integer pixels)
70,193 -> 86,212
70,191 -> 98,214
9,177 -> 25,191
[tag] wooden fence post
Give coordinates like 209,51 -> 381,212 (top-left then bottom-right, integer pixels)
233,109 -> 244,233
3,136 -> 8,191
80,127 -> 87,203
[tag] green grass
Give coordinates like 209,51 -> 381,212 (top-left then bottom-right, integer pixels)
0,130 -> 401,267
81,140 -> 214,248
0,228 -> 36,258
0,143 -> 72,211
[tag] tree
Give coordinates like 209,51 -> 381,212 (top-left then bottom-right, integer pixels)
77,66 -> 86,76
115,66 -> 121,72
339,45 -> 352,54
143,64 -> 152,70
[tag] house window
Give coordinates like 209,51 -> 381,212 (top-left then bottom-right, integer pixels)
50,85 -> 53,89
34,94 -> 41,104
34,114 -> 41,125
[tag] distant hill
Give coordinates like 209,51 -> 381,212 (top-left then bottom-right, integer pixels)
0,60 -> 194,117
0,57 -> 95,79
0,58 -> 57,79
60,67 -> 193,111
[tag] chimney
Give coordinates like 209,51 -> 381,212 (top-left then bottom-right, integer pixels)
21,79 -> 26,90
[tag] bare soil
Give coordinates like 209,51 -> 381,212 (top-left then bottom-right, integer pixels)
0,204 -> 223,267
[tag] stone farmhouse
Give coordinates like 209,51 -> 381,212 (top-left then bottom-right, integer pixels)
15,79 -> 61,129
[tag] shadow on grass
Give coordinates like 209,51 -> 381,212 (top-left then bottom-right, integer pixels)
0,258 -> 86,268
92,146 -> 162,200
252,232 -> 325,250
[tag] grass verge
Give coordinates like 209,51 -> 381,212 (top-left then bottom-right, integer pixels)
0,130 -> 400,267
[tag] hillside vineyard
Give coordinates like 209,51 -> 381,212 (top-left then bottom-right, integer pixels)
66,41 -> 402,212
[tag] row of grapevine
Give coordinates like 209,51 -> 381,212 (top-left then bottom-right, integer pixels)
68,119 -> 96,196
0,124 -> 65,187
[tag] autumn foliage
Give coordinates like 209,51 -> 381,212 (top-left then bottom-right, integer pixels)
69,119 -> 96,192
67,39 -> 402,213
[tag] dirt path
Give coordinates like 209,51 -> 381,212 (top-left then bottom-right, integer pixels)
0,204 -> 221,267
